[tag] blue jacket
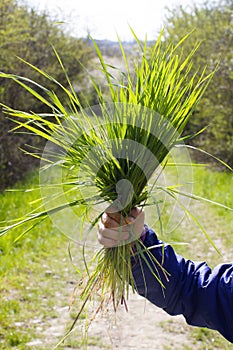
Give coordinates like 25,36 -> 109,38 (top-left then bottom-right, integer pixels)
132,227 -> 233,343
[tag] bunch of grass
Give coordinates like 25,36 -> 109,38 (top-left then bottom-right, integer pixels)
0,29 -> 219,337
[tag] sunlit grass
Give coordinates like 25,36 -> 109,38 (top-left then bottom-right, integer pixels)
0,175 -> 78,349
158,165 -> 233,266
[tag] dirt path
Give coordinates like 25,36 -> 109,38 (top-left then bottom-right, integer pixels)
41,284 -> 194,350
51,284 -> 232,350
85,293 -> 194,350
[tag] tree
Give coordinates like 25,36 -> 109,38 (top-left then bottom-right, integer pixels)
0,0 -> 95,190
164,0 -> 233,168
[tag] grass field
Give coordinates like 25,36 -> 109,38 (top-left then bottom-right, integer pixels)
0,164 -> 232,349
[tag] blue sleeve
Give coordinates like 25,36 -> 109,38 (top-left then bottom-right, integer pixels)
132,227 -> 233,343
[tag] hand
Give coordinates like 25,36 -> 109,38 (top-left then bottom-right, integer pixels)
98,207 -> 145,248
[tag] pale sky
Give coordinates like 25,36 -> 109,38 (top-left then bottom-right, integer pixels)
24,0 -> 202,41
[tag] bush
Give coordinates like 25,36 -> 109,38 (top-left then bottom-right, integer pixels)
164,0 -> 233,168
0,0 -> 96,190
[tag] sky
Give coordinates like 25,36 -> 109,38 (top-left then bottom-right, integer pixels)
24,0 -> 202,41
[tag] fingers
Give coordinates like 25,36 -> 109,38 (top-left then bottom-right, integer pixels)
129,207 -> 142,219
101,212 -> 128,229
131,209 -> 145,239
98,207 -> 145,248
104,206 -> 142,226
98,221 -> 130,247
98,221 -> 130,239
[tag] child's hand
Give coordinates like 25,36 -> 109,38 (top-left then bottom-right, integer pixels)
98,207 -> 145,247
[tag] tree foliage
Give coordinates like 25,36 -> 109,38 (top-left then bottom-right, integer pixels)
164,0 -> 233,168
0,0 -> 95,190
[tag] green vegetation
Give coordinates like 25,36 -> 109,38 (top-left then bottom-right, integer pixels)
164,0 -> 233,168
1,0 -> 232,191
0,173 -> 104,349
161,165 -> 233,263
0,0 -> 95,190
